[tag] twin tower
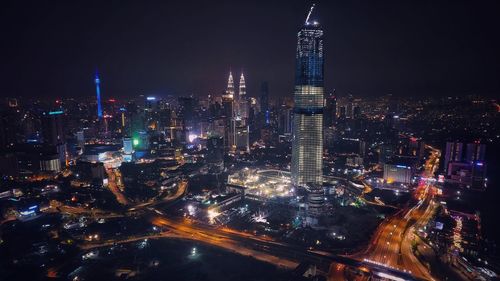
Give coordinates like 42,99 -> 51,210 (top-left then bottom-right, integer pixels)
225,71 -> 248,119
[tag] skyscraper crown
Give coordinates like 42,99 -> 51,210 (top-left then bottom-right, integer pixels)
226,71 -> 235,97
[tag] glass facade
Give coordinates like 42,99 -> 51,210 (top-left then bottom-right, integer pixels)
291,23 -> 324,187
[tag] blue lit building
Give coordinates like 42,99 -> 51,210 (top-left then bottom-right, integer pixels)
291,5 -> 324,187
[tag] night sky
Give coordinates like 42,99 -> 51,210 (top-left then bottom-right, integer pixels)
0,0 -> 499,100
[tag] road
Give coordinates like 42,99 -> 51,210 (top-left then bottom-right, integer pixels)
83,215 -> 299,269
129,179 -> 188,210
105,165 -> 188,209
345,146 -> 441,281
82,212 -> 426,281
105,168 -> 129,205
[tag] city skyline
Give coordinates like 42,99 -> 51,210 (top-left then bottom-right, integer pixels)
0,0 -> 499,99
0,2 -> 499,281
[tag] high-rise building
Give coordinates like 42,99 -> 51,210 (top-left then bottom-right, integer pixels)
235,121 -> 249,154
223,72 -> 236,152
226,71 -> 235,98
465,142 -> 486,163
383,163 -> 413,185
324,92 -> 336,127
238,73 -> 248,119
442,141 -> 487,190
95,71 -> 103,120
178,96 -> 198,139
291,5 -> 324,187
42,111 -> 64,146
279,106 -> 293,135
40,111 -> 67,165
444,141 -> 464,172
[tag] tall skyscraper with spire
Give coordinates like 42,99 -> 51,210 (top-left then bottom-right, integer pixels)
94,71 -> 103,120
226,71 -> 235,99
238,72 -> 248,119
222,71 -> 236,152
291,5 -> 324,187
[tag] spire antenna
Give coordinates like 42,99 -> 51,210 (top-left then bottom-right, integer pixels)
305,4 -> 315,25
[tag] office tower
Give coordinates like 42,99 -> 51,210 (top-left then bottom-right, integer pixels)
40,154 -> 62,172
223,72 -> 236,152
227,71 -> 235,98
42,111 -> 65,146
324,92 -> 336,127
95,71 -> 103,119
235,122 -> 250,154
42,110 -> 66,164
222,93 -> 234,119
238,73 -> 248,119
383,163 -> 413,184
465,142 -> 486,163
444,141 -> 487,190
178,96 -> 198,137
444,141 -> 464,172
279,106 -> 293,135
291,5 -> 324,187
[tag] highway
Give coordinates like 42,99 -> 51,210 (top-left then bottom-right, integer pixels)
83,214 -> 300,269
129,179 -> 188,210
81,212 -> 426,281
346,146 -> 441,281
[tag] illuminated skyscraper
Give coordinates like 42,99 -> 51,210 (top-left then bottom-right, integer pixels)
238,73 -> 248,119
223,71 -> 236,152
291,5 -> 324,187
95,71 -> 103,119
227,71 -> 235,99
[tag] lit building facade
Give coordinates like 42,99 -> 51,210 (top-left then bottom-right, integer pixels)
223,72 -> 236,152
238,73 -> 248,119
291,9 -> 324,187
383,163 -> 413,184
